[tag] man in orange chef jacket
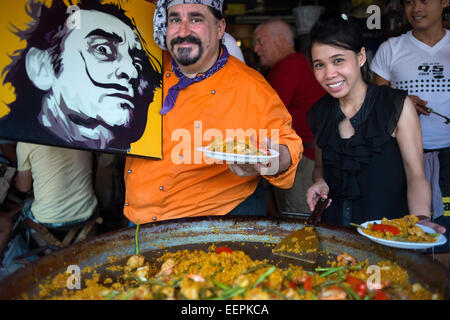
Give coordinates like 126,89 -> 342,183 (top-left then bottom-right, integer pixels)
124,0 -> 302,225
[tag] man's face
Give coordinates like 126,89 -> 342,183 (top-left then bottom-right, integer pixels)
253,25 -> 279,68
52,10 -> 148,139
166,4 -> 225,73
404,0 -> 448,31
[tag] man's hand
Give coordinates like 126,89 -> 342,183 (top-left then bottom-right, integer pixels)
228,139 -> 291,177
409,95 -> 430,116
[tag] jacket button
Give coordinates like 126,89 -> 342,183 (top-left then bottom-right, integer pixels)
166,73 -> 171,77
152,217 -> 157,221
159,186 -> 164,191
211,90 -> 216,94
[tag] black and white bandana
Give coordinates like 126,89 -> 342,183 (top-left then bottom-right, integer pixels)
153,0 -> 223,50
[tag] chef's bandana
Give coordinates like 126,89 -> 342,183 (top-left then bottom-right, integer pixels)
160,45 -> 229,115
153,0 -> 224,50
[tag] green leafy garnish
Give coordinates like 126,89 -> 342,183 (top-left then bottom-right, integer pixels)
254,266 -> 276,288
243,263 -> 271,275
135,220 -> 140,255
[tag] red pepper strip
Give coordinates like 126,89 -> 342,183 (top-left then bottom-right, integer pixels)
287,281 -> 296,290
374,290 -> 390,300
346,275 -> 367,298
371,224 -> 400,235
250,136 -> 271,156
303,276 -> 313,291
215,246 -> 233,254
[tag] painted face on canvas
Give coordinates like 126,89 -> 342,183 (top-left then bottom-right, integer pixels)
49,10 -> 150,134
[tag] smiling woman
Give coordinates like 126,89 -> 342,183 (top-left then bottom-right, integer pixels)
305,12 -> 446,235
311,44 -> 366,100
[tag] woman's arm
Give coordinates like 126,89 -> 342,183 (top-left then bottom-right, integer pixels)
312,145 -> 325,183
395,96 -> 445,233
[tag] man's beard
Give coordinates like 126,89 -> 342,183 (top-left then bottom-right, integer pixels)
170,35 -> 203,66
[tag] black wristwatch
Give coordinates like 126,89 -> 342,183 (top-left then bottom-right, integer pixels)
416,215 -> 431,222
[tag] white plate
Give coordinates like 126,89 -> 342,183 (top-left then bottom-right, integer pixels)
197,147 -> 280,164
356,220 -> 447,250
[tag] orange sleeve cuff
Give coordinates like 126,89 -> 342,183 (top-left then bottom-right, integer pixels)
264,136 -> 303,189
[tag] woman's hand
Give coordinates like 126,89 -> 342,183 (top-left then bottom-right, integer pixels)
416,217 -> 447,234
306,179 -> 331,212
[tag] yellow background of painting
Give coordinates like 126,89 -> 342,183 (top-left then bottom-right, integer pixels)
0,0 -> 163,159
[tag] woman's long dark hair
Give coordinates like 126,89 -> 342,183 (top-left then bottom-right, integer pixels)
309,11 -> 371,82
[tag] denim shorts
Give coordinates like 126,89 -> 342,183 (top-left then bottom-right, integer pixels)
19,199 -> 92,229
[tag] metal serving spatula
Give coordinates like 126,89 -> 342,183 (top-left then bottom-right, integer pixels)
272,197 -> 329,264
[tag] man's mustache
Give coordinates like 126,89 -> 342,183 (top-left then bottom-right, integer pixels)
170,35 -> 202,47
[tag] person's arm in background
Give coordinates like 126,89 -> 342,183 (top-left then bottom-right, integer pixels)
373,72 -> 430,116
395,96 -> 445,233
15,170 -> 32,193
372,72 -> 390,87
14,143 -> 33,193
371,41 -> 431,117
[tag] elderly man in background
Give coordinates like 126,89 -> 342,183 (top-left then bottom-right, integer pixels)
124,0 -> 302,225
253,20 -> 325,214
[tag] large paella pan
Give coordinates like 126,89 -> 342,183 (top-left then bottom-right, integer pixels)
0,216 -> 448,299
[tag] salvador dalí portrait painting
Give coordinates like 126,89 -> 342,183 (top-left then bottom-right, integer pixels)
0,0 -> 163,158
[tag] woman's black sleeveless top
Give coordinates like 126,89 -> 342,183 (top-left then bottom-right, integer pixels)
306,84 -> 409,226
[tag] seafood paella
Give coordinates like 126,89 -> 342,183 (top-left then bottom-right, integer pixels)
207,136 -> 270,156
36,244 -> 440,300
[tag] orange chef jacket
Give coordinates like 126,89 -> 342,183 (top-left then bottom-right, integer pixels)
124,54 -> 303,224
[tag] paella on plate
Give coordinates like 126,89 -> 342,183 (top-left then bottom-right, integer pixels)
206,136 -> 270,156
355,215 -> 440,243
